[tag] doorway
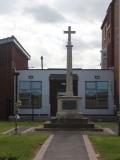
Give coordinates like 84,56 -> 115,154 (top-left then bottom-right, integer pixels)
49,74 -> 78,116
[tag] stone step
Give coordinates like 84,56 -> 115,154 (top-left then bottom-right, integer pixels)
51,119 -> 89,124
51,117 -> 88,124
44,121 -> 95,129
35,127 -> 103,132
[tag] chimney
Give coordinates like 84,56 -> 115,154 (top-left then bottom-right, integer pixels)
41,56 -> 43,69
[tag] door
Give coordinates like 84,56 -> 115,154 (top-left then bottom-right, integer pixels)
50,78 -> 78,116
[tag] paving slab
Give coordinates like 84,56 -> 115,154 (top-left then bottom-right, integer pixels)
9,126 -> 30,134
42,132 -> 89,160
111,128 -> 118,134
22,127 -> 34,134
2,128 -> 14,134
104,128 -> 117,135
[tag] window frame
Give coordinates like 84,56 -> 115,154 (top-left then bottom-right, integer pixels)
85,81 -> 108,109
19,81 -> 42,109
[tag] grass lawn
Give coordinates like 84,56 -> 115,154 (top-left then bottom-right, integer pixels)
89,134 -> 120,160
0,134 -> 48,160
95,122 -> 118,129
0,121 -> 43,133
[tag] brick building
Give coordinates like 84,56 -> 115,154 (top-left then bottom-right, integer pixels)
101,0 -> 119,107
0,36 -> 30,120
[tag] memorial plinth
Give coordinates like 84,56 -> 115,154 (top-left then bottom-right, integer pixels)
57,96 -> 82,119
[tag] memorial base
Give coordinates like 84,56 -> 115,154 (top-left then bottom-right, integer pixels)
57,96 -> 82,119
44,96 -> 95,130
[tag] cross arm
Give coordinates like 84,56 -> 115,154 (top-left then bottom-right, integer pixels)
64,31 -> 76,34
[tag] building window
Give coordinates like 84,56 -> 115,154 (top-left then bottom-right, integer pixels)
85,81 -> 108,109
19,81 -> 42,108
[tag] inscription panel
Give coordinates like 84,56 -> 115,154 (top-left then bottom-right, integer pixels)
62,100 -> 77,110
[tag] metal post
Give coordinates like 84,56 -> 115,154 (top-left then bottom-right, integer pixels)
14,72 -> 19,134
118,116 -> 120,136
117,104 -> 120,136
31,95 -> 34,121
15,113 -> 18,134
32,104 -> 34,121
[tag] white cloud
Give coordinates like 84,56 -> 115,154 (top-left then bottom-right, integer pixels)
0,0 -> 16,14
0,0 -> 112,69
53,0 -> 112,21
25,4 -> 66,23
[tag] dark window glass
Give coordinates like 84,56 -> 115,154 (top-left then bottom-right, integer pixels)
86,81 -> 108,109
19,81 -> 30,90
21,99 -> 30,107
19,81 -> 42,108
86,82 -> 96,89
97,82 -> 108,90
31,82 -> 42,89
31,90 -> 42,107
19,90 -> 31,99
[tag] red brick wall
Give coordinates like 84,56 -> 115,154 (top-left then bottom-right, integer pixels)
114,0 -> 119,104
101,0 -> 119,106
0,44 -> 13,119
12,44 -> 28,70
101,2 -> 114,68
0,42 -> 29,119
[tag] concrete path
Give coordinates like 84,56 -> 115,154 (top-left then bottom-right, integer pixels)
2,128 -> 14,134
42,132 -> 90,160
1,126 -> 34,135
104,128 -> 117,135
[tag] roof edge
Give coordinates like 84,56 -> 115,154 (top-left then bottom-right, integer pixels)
0,36 -> 31,60
101,1 -> 113,29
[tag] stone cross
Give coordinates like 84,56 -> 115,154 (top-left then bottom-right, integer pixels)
64,26 -> 76,96
64,26 -> 76,45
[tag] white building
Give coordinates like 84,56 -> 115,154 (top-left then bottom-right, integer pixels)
17,68 -> 114,118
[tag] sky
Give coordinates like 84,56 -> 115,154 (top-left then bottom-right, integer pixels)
0,0 -> 112,69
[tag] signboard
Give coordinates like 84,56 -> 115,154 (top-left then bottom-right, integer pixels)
28,75 -> 33,79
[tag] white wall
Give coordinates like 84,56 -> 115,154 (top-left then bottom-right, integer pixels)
76,70 -> 114,115
17,69 -> 114,116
